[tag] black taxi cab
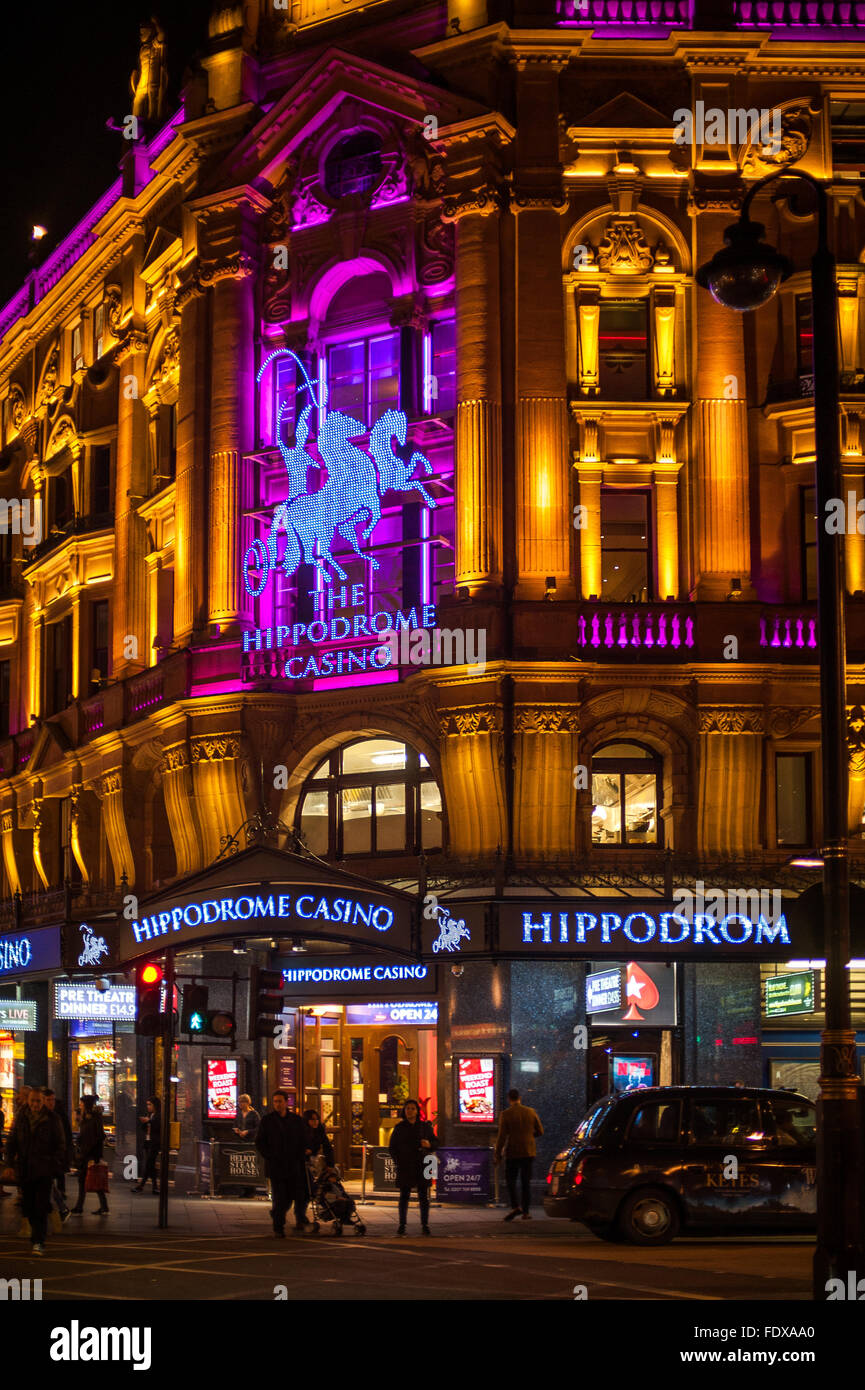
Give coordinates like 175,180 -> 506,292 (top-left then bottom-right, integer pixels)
544,1085 -> 816,1244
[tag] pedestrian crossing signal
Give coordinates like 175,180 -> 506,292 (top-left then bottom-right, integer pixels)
180,983 -> 209,1035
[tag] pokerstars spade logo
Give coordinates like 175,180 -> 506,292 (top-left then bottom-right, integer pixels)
622,962 -> 661,1021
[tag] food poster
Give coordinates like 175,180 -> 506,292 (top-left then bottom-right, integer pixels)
457,1057 -> 495,1122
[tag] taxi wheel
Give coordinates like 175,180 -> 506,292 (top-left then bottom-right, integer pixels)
617,1188 -> 680,1245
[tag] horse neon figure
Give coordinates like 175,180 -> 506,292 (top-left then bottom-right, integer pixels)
250,349 -> 437,591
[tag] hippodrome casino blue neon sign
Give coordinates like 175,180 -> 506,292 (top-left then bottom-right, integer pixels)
519,911 -> 791,948
130,893 -> 395,945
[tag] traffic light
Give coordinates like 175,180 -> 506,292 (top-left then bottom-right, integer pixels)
208,1010 -> 236,1039
180,984 -> 209,1035
249,965 -> 285,1040
135,961 -> 166,1036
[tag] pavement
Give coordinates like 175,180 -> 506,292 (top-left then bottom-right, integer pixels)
0,1182 -> 816,1301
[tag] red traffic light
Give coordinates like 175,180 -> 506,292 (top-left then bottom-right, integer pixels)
140,962 -> 163,985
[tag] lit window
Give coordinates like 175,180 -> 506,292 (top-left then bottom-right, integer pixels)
327,334 -> 399,425
298,738 -> 442,858
323,133 -> 383,199
601,490 -> 651,601
796,295 -> 814,378
776,753 -> 813,848
591,742 -> 661,847
598,300 -> 648,399
72,324 -> 84,372
430,320 -> 456,413
801,486 -> 817,601
94,304 -> 105,360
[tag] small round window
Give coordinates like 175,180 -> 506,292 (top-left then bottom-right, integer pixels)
323,132 -> 382,199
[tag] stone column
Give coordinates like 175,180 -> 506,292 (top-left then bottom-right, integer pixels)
449,207 -> 504,591
438,705 -> 507,858
112,334 -> 149,672
513,58 -> 571,600
576,465 -> 602,598
513,705 -> 580,859
697,707 -> 765,855
691,198 -> 753,599
175,273 -> 209,643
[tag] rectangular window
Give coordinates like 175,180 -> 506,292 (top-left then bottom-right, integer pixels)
273,355 -> 298,443
801,486 -> 817,601
431,319 -> 456,414
45,615 -> 72,716
601,490 -> 651,601
796,295 -> 814,378
72,324 -> 84,372
776,753 -> 812,847
0,659 -> 9,738
94,304 -> 105,360
598,300 -> 648,399
327,333 -> 400,425
91,445 -> 112,517
155,405 -> 176,482
53,472 -> 74,531
91,600 -> 109,683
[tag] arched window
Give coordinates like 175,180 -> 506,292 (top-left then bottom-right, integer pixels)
297,737 -> 442,859
323,132 -> 383,199
591,741 -> 662,847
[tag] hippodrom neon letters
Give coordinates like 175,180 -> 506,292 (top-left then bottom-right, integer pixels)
520,911 -> 791,948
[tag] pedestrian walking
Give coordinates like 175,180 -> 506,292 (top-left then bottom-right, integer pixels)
4,1085 -> 66,1254
42,1089 -> 73,1220
133,1097 -> 161,1193
0,1100 -> 9,1198
389,1098 -> 438,1236
254,1090 -> 307,1237
71,1095 -> 109,1215
494,1088 -> 543,1221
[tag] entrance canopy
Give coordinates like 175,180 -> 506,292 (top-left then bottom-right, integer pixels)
83,847 -> 416,971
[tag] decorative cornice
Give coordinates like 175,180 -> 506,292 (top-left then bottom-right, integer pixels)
162,743 -> 190,773
114,330 -> 149,364
190,734 -> 244,762
101,770 -> 123,796
770,706 -> 820,738
514,706 -> 580,734
439,705 -> 504,737
441,186 -> 507,223
199,252 -> 256,287
848,704 -> 865,775
699,707 -> 765,734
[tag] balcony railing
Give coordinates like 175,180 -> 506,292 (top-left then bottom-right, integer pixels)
577,605 -> 695,652
572,602 -> 837,662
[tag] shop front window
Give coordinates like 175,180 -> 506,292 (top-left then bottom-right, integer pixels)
591,741 -> 661,846
298,737 -> 443,859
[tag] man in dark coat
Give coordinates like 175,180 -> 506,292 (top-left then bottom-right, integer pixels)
255,1091 -> 307,1236
42,1089 -> 73,1213
389,1098 -> 438,1236
5,1086 -> 66,1254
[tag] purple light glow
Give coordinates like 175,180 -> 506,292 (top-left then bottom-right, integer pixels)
759,615 -> 818,649
577,609 -> 695,650
313,669 -> 399,692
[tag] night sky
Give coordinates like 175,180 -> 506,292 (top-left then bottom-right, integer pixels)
0,0 -> 214,308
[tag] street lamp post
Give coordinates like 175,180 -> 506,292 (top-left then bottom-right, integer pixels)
697,168 -> 865,1295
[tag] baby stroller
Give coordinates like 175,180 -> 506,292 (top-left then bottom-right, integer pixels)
306,1157 -> 366,1236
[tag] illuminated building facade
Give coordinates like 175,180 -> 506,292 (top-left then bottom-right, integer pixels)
1,0 -> 865,1180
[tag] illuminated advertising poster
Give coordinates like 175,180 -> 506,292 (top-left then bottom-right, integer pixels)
612,1056 -> 655,1093
206,1059 -> 238,1121
457,1057 -> 496,1124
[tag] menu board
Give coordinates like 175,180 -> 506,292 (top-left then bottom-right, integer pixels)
457,1057 -> 496,1123
206,1058 -> 238,1120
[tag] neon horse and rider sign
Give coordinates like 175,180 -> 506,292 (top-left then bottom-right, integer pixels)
243,349 -> 441,682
